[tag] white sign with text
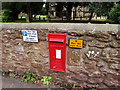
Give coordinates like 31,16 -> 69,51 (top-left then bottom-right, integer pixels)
22,30 -> 38,42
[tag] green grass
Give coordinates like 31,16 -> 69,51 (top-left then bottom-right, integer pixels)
2,16 -> 108,23
18,15 -> 48,19
18,16 -> 26,19
80,18 -> 107,21
91,18 -> 107,21
35,15 -> 48,19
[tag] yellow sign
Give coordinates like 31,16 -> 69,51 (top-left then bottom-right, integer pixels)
69,39 -> 83,48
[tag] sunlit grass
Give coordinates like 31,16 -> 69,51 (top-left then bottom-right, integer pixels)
18,15 -> 48,19
92,19 -> 107,21
2,15 -> 108,23
79,18 -> 107,21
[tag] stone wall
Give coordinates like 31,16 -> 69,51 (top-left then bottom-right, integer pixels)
1,23 -> 120,88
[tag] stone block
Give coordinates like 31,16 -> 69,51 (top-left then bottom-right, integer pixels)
72,73 -> 88,81
110,41 -> 120,48
116,30 -> 120,40
88,40 -> 108,48
15,45 -> 24,52
104,74 -> 119,87
109,64 -> 120,70
68,48 -> 81,66
82,36 -> 93,42
31,62 -> 43,68
85,31 -> 112,42
97,60 -> 107,67
5,29 -> 15,34
88,77 -> 103,84
95,32 -> 112,42
84,61 -> 98,73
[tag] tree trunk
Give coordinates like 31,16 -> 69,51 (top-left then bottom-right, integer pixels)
89,12 -> 93,22
39,16 -> 41,20
26,2 -> 32,22
21,16 -> 22,19
96,14 -> 97,19
66,2 -> 73,21
73,7 -> 76,20
12,9 -> 19,20
34,15 -> 36,20
46,2 -> 50,22
26,14 -> 29,23
56,3 -> 63,18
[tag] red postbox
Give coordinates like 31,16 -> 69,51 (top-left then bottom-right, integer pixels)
48,34 -> 66,72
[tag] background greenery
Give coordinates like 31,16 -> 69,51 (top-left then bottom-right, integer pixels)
1,2 -> 120,24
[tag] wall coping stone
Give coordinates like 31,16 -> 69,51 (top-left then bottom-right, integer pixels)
1,23 -> 119,32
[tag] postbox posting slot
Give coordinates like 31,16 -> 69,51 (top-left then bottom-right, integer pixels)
49,38 -> 64,43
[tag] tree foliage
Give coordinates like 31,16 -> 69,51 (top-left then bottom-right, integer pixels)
55,2 -> 114,21
1,2 -> 117,23
88,2 -> 114,21
109,3 -> 120,24
2,2 -> 44,22
1,9 -> 14,22
89,2 -> 113,16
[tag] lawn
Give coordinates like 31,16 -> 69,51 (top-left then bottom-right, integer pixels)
78,18 -> 107,21
18,15 -> 48,20
1,15 -> 108,23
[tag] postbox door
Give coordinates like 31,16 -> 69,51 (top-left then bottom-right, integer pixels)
50,46 -> 66,72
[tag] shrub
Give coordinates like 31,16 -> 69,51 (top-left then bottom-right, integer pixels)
1,9 -> 14,22
109,3 -> 120,24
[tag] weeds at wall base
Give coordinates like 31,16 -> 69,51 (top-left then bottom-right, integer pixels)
1,71 -> 119,90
